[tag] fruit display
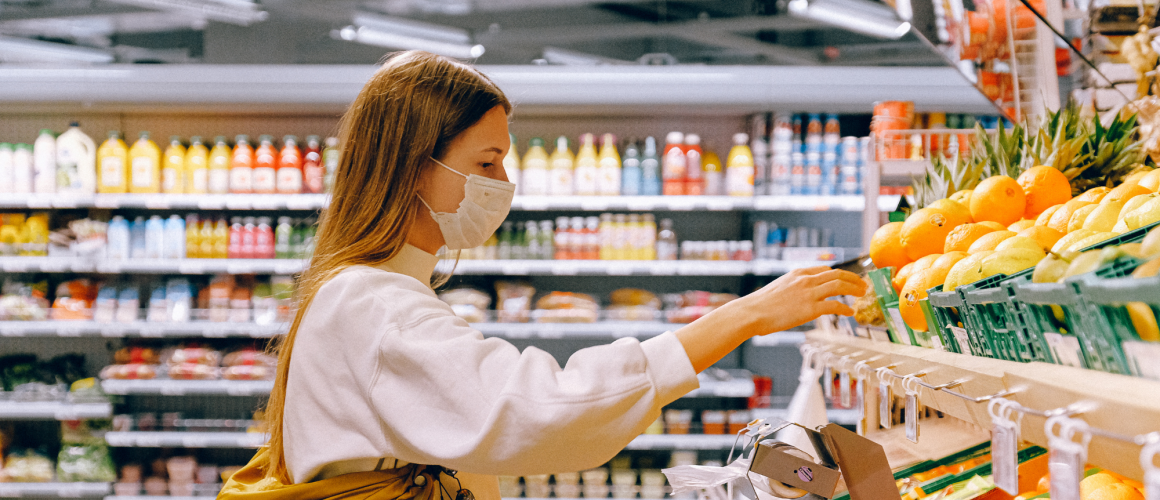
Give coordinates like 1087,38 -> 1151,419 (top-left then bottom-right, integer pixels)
868,105 -> 1160,379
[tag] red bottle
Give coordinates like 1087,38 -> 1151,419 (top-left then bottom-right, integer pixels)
276,135 -> 303,194
255,217 -> 275,258
227,217 -> 243,259
302,135 -> 324,194
240,217 -> 256,259
662,131 -> 686,196
684,134 -> 704,196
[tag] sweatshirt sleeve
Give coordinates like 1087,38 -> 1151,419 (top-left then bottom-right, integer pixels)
366,290 -> 700,475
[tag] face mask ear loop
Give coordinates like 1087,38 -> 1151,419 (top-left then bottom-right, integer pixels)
415,193 -> 437,214
430,157 -> 468,178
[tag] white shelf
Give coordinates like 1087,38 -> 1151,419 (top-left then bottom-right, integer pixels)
0,400 -> 112,420
750,407 -> 863,426
106,497 -> 215,500
101,379 -> 273,396
685,379 -> 755,398
0,193 -> 878,212
0,257 -> 832,276
0,482 -> 111,498
472,321 -> 671,339
748,331 -> 808,346
624,434 -> 739,450
104,431 -> 267,448
0,321 -> 285,338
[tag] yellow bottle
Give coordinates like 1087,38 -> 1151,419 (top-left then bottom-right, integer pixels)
199,219 -> 214,259
207,136 -> 231,195
212,217 -> 229,258
162,136 -> 185,194
521,137 -> 550,196
574,133 -> 598,196
129,131 -> 161,194
726,133 -> 755,197
185,214 -> 200,258
597,133 -> 621,196
185,136 -> 209,194
97,131 -> 129,194
548,135 -> 574,196
702,150 -> 723,196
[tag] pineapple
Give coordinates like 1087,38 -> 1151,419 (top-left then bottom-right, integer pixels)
1024,103 -> 1144,193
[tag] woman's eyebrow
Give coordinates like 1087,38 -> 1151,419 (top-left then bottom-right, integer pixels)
482,147 -> 504,154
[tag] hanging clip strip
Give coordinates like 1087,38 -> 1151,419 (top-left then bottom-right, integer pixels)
917,377 -> 970,391
938,385 -> 1020,403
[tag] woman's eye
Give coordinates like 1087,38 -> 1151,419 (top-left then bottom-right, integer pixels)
482,163 -> 494,169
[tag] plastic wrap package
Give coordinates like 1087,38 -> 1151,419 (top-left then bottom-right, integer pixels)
163,346 -> 222,380
57,420 -> 117,482
662,456 -> 809,500
439,287 -> 492,323
102,347 -> 161,380
496,282 -> 534,323
51,279 -> 97,321
664,291 -> 739,324
0,279 -> 50,321
533,292 -> 599,323
221,348 -> 276,381
606,288 -> 661,322
3,449 -> 55,482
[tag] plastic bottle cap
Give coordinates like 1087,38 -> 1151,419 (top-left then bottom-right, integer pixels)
70,121 -> 79,127
733,133 -> 749,144
259,135 -> 273,143
40,129 -> 54,135
108,131 -> 120,139
666,131 -> 684,144
235,135 -> 249,143
556,136 -> 569,148
15,144 -> 31,151
283,135 -> 297,144
0,143 -> 11,149
530,137 -> 545,147
581,133 -> 594,145
685,134 -> 701,145
190,136 -> 202,143
170,136 -> 182,143
215,136 -> 227,143
306,135 -> 320,143
325,137 -> 338,146
139,131 -> 150,139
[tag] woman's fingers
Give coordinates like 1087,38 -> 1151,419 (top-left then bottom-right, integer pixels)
816,299 -> 855,317
793,266 -> 836,276
808,269 -> 866,287
813,279 -> 869,299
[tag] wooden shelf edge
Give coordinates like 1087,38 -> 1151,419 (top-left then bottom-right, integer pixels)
804,331 -> 1160,481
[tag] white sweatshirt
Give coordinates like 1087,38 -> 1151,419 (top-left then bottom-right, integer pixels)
283,244 -> 700,495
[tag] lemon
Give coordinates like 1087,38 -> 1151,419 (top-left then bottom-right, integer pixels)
1141,225 -> 1160,258
1083,200 -> 1127,232
1064,250 -> 1106,278
1123,197 -> 1160,231
944,251 -> 993,291
1033,250 -> 1078,283
981,248 -> 1046,279
1051,228 -> 1097,253
1119,193 -> 1157,220
996,236 -> 1047,252
1068,204 -> 1099,233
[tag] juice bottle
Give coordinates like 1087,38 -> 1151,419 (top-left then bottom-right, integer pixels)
597,133 -> 621,196
548,136 -> 574,196
503,133 -> 520,194
212,217 -> 228,259
521,137 -> 549,196
208,136 -> 231,194
750,115 -> 769,196
199,218 -> 214,259
241,217 -> 257,259
662,131 -> 686,196
56,122 -> 96,194
641,136 -> 661,196
805,113 -> 823,154
33,129 -> 56,194
642,214 -> 657,260
573,133 -> 598,196
726,133 -> 755,197
162,136 -> 186,194
255,217 -> 274,259
684,134 -> 703,196
554,216 -> 570,260
185,214 -> 200,258
163,215 -> 185,260
703,150 -> 723,196
824,113 -> 841,154
97,131 -> 129,194
13,143 -> 32,194
598,214 -> 613,260
227,217 -> 243,258
276,135 -> 303,194
322,137 -> 339,194
229,135 -> 254,194
144,215 -> 164,258
302,135 -> 323,194
620,139 -> 642,196
185,136 -> 209,194
252,135 -> 277,194
129,132 -> 161,194
275,217 -> 293,259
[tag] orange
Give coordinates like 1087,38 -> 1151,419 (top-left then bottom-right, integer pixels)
968,230 -> 1017,253
929,198 -> 973,226
1018,226 -> 1065,251
932,251 -> 969,275
1009,219 -> 1036,232
1081,473 -> 1123,498
1048,198 -> 1094,234
870,221 -> 910,269
950,189 -> 973,206
1124,169 -> 1151,185
970,175 -> 1027,226
900,268 -> 946,331
1103,183 -> 1153,205
1088,483 -> 1144,500
901,208 -> 955,260
978,221 -> 1007,231
892,262 -> 916,295
1018,166 -> 1073,218
1036,203 -> 1065,225
944,223 -> 998,253
1077,186 -> 1112,203
1121,479 -> 1144,489
1037,473 -> 1051,492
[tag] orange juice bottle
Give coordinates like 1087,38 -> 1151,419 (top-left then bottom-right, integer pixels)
573,133 -> 598,196
548,136 -> 574,196
162,136 -> 185,194
129,132 -> 161,194
229,135 -> 254,194
212,217 -> 229,258
97,131 -> 129,194
207,136 -> 230,194
252,135 -> 277,194
726,133 -> 755,197
184,136 -> 208,194
597,133 -> 621,196
199,218 -> 214,258
276,135 -> 303,194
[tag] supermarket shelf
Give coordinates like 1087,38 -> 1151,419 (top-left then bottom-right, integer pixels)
750,407 -> 862,426
748,331 -> 808,346
101,379 -> 273,397
472,321 -> 671,339
685,379 -> 755,398
0,193 -> 887,213
0,65 -> 996,114
807,331 -> 1160,480
106,497 -> 214,500
0,257 -> 833,276
0,400 -> 112,420
104,431 -> 267,448
0,321 -> 285,338
0,482 -> 111,498
624,434 -> 739,450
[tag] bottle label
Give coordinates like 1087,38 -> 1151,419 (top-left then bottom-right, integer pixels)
209,169 -> 229,194
132,157 -> 155,188
304,165 -> 324,194
252,167 -> 276,193
229,167 -> 252,193
191,169 -> 208,193
522,166 -> 548,196
162,168 -> 179,192
727,166 -> 754,196
549,167 -> 573,196
598,158 -> 621,196
663,148 -> 686,181
574,159 -> 598,195
277,167 -> 303,194
685,151 -> 703,181
101,157 -> 124,187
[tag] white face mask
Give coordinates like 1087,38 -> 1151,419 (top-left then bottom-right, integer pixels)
417,157 -> 515,250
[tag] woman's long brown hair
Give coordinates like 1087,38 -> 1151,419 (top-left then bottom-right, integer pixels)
263,50 -> 510,483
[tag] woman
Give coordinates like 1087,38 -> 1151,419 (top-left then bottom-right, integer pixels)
219,51 -> 866,500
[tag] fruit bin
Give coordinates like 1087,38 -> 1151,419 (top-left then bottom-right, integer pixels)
957,268 -> 1054,364
1009,275 -> 1092,369
868,267 -> 920,346
927,286 -> 968,354
1069,257 -> 1158,378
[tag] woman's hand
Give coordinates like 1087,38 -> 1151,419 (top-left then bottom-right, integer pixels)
674,266 -> 867,373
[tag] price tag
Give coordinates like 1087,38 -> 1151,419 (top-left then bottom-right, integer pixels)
251,197 -> 279,210
887,308 -> 911,345
537,326 -> 565,339
1142,440 -> 1159,500
1044,332 -> 1084,368
950,326 -> 972,355
226,383 -> 257,396
1049,451 -> 1082,500
649,262 -> 678,275
878,380 -> 892,430
904,391 -> 919,443
839,371 -> 851,408
626,199 -> 655,211
1047,416 -> 1090,500
226,262 -> 252,274
930,335 -> 945,351
53,197 -> 79,209
70,261 -> 95,272
1,259 -> 28,273
178,261 -> 205,274
182,436 -> 209,448
140,325 -> 164,338
855,377 -> 866,435
1121,340 -> 1160,380
160,384 -> 185,396
95,195 -> 122,208
198,197 -> 226,210
96,261 -> 122,273
57,325 -> 83,337
203,326 -> 229,338
105,433 -> 130,446
518,198 -> 549,211
606,263 -> 634,275
822,365 -> 833,400
40,259 -> 67,272
136,435 -> 164,447
144,196 -> 171,209
667,199 -> 695,211
992,419 -> 1019,494
285,196 -> 321,210
580,199 -> 610,211
0,324 -> 25,337
813,203 -> 832,211
27,196 -> 52,208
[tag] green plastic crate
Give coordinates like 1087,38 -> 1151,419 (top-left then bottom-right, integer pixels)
1074,270 -> 1160,379
1063,257 -> 1149,375
869,267 -> 920,346
1010,275 -> 1092,369
928,285 -> 968,354
958,268 -> 1053,363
